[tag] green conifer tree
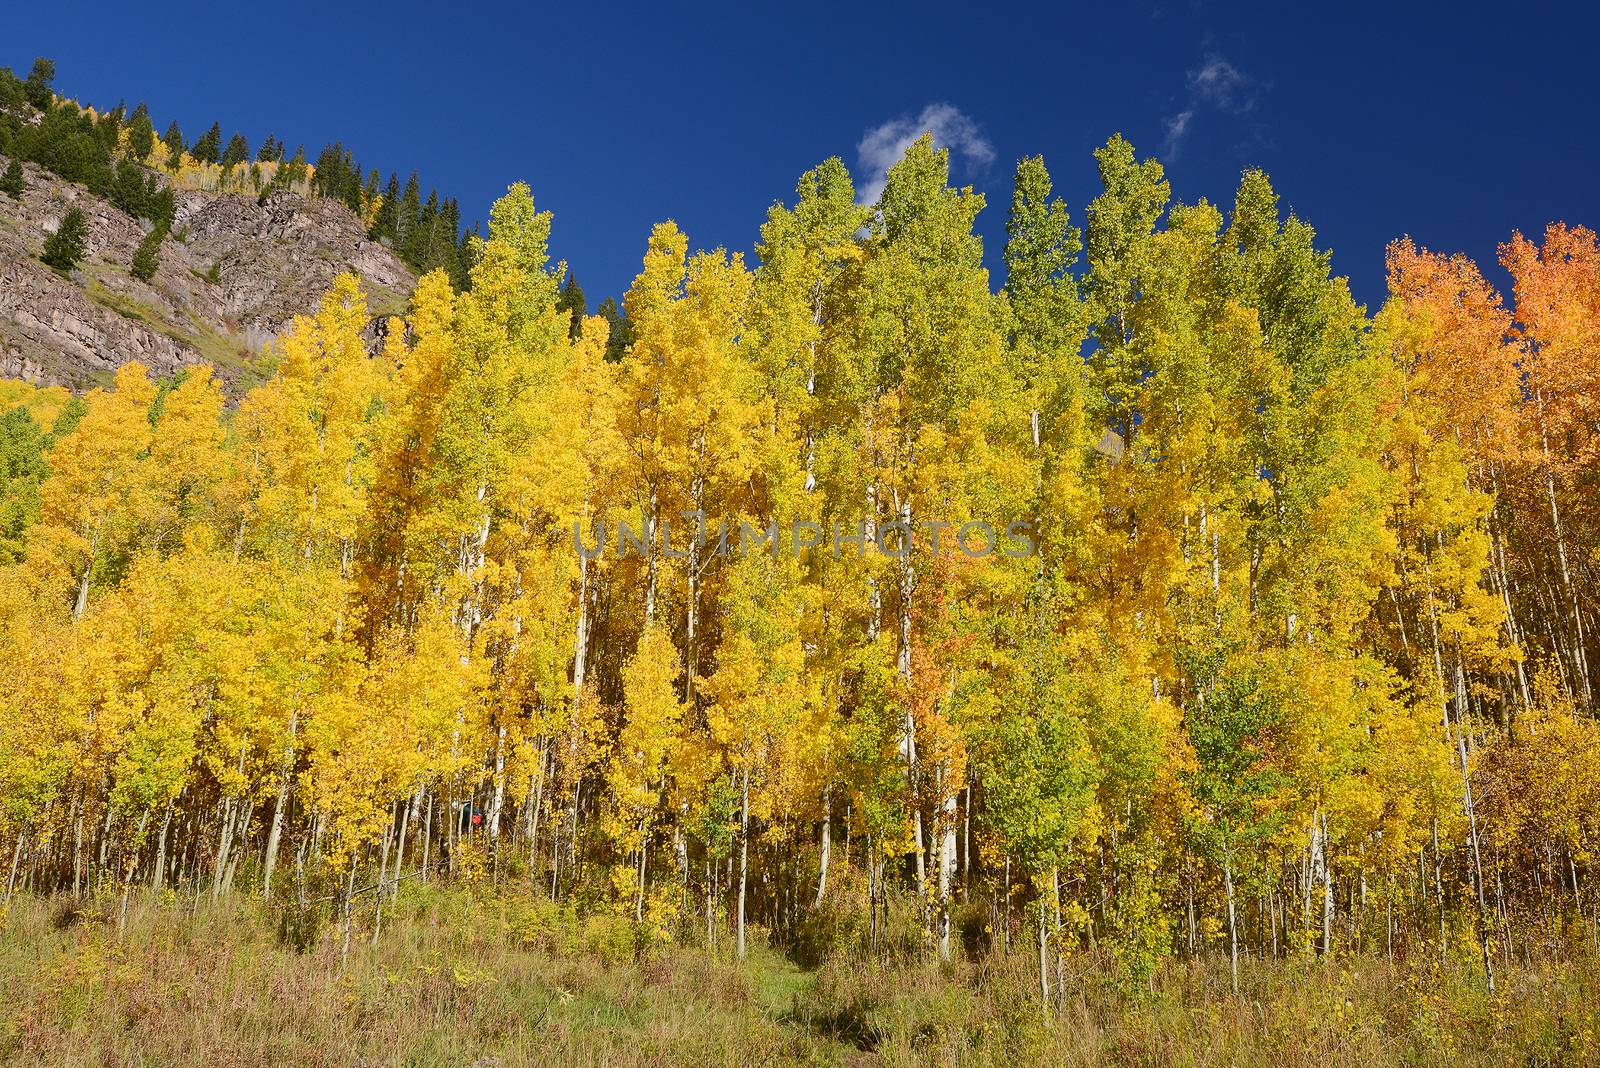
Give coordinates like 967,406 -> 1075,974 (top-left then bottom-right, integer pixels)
161,121 -> 185,166
597,296 -> 630,361
127,106 -> 155,160
398,172 -> 420,249
0,158 -> 24,199
130,225 -> 163,282
24,57 -> 54,110
557,274 -> 587,339
372,173 -> 400,242
221,133 -> 250,169
192,122 -> 222,165
41,207 -> 88,271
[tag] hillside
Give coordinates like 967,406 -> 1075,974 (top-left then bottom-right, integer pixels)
0,159 -> 414,391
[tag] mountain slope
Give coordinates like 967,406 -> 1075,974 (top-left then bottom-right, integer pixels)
0,160 -> 415,391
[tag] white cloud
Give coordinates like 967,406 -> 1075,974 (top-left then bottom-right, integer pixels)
1163,51 -> 1261,159
1189,55 -> 1252,111
1163,109 -> 1195,158
855,103 -> 995,205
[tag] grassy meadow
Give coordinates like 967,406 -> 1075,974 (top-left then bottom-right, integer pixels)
2,883 -> 1597,1067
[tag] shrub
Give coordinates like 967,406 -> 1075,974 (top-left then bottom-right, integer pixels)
582,912 -> 638,966
273,891 -> 326,953
505,897 -> 572,952
791,900 -> 867,969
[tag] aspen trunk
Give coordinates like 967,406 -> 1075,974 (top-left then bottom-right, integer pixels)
151,801 -> 173,892
1225,848 -> 1239,993
894,495 -> 927,911
72,529 -> 97,620
222,800 -> 253,894
1537,391 -> 1591,704
526,746 -> 546,879
560,542 -> 593,900
1321,810 -> 1333,957
372,810 -> 394,947
262,704 -> 300,902
936,772 -> 957,961
391,781 -> 422,901
814,783 -> 831,910
116,808 -> 150,935
487,723 -> 508,862
1038,897 -> 1052,1020
212,795 -> 236,901
421,790 -> 433,882
72,799 -> 83,899
339,858 -> 357,970
1003,855 -> 1011,953
6,831 -> 24,903
705,855 -> 715,948
737,764 -> 750,959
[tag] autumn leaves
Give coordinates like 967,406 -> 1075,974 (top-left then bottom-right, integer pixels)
0,139 -> 1595,989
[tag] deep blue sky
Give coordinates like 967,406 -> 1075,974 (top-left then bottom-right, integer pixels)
10,1 -> 1597,310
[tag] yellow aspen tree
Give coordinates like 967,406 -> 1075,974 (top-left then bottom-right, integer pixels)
28,362 -> 157,618
702,551 -> 811,957
237,272 -> 393,898
609,625 -> 685,924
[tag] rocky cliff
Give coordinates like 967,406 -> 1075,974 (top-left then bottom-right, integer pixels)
0,161 -> 415,392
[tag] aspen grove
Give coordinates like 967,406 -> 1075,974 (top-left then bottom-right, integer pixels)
3,134 -> 1599,997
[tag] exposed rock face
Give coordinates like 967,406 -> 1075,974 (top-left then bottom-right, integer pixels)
175,189 -> 414,339
0,256 -> 196,384
0,161 -> 416,392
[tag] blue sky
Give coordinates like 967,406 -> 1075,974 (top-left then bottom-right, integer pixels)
9,1 -> 1597,310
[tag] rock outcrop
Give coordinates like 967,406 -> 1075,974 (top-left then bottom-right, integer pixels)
174,188 -> 414,339
0,161 -> 416,393
0,255 -> 197,384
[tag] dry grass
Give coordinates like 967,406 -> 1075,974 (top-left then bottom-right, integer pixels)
0,886 -> 1595,1067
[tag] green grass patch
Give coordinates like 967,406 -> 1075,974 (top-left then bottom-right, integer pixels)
83,279 -> 167,328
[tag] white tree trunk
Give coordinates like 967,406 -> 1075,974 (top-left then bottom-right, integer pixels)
737,765 -> 750,959
814,783 -> 831,910
262,705 -> 300,901
1225,849 -> 1239,993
